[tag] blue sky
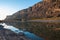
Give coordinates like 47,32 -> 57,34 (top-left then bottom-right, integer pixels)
0,0 -> 42,20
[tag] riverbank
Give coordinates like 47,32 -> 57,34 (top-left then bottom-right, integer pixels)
0,26 -> 31,40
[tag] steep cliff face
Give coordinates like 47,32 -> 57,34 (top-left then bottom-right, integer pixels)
5,0 -> 60,21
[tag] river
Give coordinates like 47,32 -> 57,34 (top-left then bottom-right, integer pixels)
0,23 -> 44,40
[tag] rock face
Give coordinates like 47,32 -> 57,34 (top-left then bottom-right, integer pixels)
0,25 -> 30,40
5,0 -> 60,21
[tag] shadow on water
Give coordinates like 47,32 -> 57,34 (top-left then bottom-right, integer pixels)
3,21 -> 60,40
0,23 -> 44,40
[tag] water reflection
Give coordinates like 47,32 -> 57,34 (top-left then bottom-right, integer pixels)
0,23 -> 44,40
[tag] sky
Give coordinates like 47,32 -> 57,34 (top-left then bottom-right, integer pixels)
0,0 -> 42,20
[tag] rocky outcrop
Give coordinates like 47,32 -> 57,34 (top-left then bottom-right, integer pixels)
5,0 -> 60,21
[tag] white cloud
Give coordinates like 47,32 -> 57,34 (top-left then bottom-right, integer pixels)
0,6 -> 18,20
